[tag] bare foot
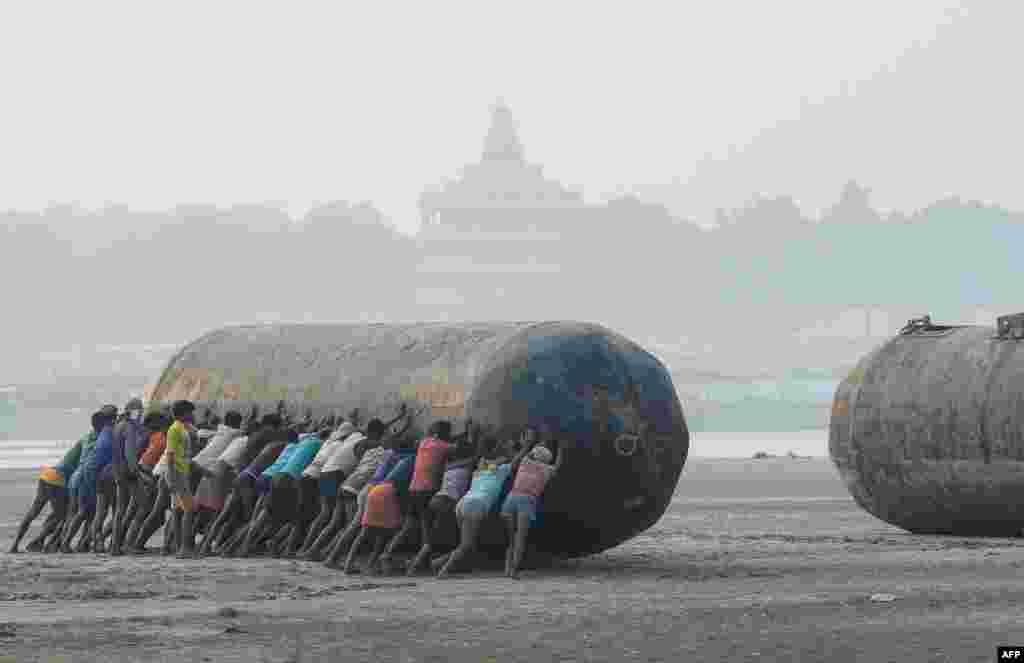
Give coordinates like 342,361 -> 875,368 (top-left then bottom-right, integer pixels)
430,553 -> 450,572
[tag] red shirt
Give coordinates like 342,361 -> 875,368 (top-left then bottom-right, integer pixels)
409,437 -> 454,493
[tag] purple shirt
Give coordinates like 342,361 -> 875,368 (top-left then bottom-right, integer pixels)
112,417 -> 145,471
94,424 -> 115,472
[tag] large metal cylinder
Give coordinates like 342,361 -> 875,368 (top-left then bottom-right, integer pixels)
149,321 -> 689,555
830,316 -> 1024,535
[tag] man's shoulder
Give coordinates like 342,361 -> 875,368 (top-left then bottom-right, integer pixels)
167,421 -> 188,442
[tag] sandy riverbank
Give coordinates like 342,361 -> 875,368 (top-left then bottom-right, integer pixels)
2,459 -> 1022,662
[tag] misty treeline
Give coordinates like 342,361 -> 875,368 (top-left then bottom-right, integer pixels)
0,182 -> 1017,358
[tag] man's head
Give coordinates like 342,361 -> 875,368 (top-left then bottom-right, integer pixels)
452,437 -> 476,461
123,398 -> 144,421
366,418 -> 387,440
171,400 -> 196,423
428,420 -> 453,441
92,409 -> 115,436
480,435 -> 502,458
91,409 -> 106,436
142,412 -> 163,431
529,445 -> 554,464
334,421 -> 356,440
260,413 -> 283,428
99,404 -> 118,420
224,410 -> 243,429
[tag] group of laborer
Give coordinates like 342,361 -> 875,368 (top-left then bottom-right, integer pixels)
8,398 -> 567,578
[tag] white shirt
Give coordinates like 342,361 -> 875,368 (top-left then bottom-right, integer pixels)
192,425 -> 243,472
218,434 -> 250,470
303,434 -> 345,479
321,432 -> 367,475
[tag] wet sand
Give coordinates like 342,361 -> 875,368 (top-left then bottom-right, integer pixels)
2,458 -> 1023,662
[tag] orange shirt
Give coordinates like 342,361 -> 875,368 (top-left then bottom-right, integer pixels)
408,437 -> 454,493
139,431 -> 167,467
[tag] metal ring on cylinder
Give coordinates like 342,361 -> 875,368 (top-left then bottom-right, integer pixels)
615,433 -> 639,457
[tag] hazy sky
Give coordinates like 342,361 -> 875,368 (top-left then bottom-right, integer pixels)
2,1 -> 1010,234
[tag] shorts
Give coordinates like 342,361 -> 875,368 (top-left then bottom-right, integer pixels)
99,465 -> 115,483
362,483 -> 401,530
166,468 -> 192,499
256,474 -> 274,496
407,490 -> 434,518
41,481 -> 68,510
500,493 -> 540,526
195,462 -> 235,512
78,492 -> 97,514
268,474 -> 297,521
297,477 -> 319,522
97,472 -> 117,498
455,495 -> 491,520
112,463 -> 137,483
428,493 -> 456,513
319,470 -> 345,499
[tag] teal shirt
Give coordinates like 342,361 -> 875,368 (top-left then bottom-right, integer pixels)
281,435 -> 322,479
262,443 -> 298,477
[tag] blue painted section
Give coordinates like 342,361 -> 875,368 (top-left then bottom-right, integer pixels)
504,332 -> 677,446
620,346 -> 678,433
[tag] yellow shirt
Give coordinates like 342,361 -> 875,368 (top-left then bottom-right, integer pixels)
166,420 -> 191,474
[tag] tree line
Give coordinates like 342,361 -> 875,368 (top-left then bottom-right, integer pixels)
1,182 -> 1019,377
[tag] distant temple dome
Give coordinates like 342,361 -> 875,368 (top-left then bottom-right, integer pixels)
481,98 -> 525,162
418,99 -> 588,230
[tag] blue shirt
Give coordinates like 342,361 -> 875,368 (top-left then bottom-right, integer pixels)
383,454 -> 416,495
465,462 -> 513,506
281,434 -> 322,479
261,442 -> 298,477
92,425 -> 115,473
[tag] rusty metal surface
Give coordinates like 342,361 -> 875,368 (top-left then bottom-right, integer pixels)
830,325 -> 1024,535
149,322 -> 529,420
150,321 -> 689,555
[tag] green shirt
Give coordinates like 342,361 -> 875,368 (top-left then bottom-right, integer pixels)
55,433 -> 90,475
76,431 -> 99,472
166,420 -> 192,474
61,438 -> 84,468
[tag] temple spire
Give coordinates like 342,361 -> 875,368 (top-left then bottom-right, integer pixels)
481,98 -> 524,163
